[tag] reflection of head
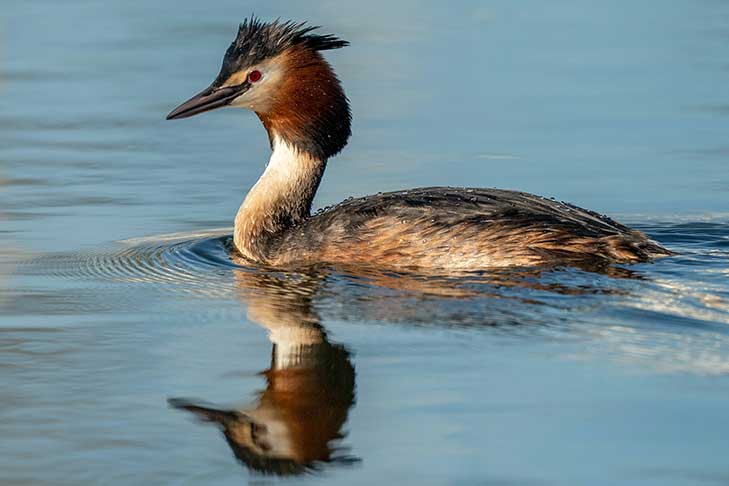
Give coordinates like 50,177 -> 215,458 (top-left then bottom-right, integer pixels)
170,268 -> 357,475
170,341 -> 355,474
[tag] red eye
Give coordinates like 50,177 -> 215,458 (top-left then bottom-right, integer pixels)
248,70 -> 262,83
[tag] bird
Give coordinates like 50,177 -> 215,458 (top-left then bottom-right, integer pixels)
167,18 -> 673,270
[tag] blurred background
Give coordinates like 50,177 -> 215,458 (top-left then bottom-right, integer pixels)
1,1 -> 729,485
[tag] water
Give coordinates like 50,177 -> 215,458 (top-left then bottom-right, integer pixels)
1,1 -> 729,484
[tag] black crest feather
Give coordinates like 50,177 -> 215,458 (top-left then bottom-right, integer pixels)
212,17 -> 351,160
217,17 -> 348,83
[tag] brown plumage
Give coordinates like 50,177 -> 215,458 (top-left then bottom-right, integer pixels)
256,45 -> 351,161
169,270 -> 356,476
167,18 -> 674,271
269,187 -> 673,269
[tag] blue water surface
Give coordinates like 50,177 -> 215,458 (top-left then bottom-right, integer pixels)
1,1 -> 729,485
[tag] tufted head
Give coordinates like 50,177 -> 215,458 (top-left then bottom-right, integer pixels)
167,18 -> 351,160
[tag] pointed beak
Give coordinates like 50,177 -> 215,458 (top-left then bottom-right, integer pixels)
166,82 -> 250,120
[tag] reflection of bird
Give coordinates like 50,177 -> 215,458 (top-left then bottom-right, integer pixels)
169,271 -> 356,476
168,17 -> 673,270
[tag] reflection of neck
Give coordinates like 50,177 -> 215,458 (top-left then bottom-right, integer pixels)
234,137 -> 326,263
269,325 -> 327,370
242,284 -> 327,369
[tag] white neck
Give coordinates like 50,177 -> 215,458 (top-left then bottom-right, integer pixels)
234,137 -> 326,262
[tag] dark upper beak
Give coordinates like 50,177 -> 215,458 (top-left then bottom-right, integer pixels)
166,82 -> 250,120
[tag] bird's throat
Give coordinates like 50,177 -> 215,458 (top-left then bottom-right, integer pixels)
234,137 -> 326,262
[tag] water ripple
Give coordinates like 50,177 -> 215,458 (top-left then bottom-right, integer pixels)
16,222 -> 729,331
18,230 -> 243,301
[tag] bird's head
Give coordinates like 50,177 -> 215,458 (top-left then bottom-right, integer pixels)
167,18 -> 352,160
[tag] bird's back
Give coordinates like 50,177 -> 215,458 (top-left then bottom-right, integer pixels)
268,187 -> 672,269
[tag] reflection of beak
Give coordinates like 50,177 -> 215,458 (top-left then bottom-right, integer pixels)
166,82 -> 250,120
168,397 -> 253,425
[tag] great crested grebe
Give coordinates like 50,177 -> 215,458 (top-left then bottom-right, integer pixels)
167,18 -> 672,270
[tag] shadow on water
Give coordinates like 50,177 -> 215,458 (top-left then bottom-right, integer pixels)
169,270 -> 359,475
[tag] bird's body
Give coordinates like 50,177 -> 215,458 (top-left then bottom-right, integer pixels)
268,187 -> 670,269
168,18 -> 673,271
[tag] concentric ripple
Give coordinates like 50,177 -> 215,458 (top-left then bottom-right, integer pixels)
22,230 -> 246,295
